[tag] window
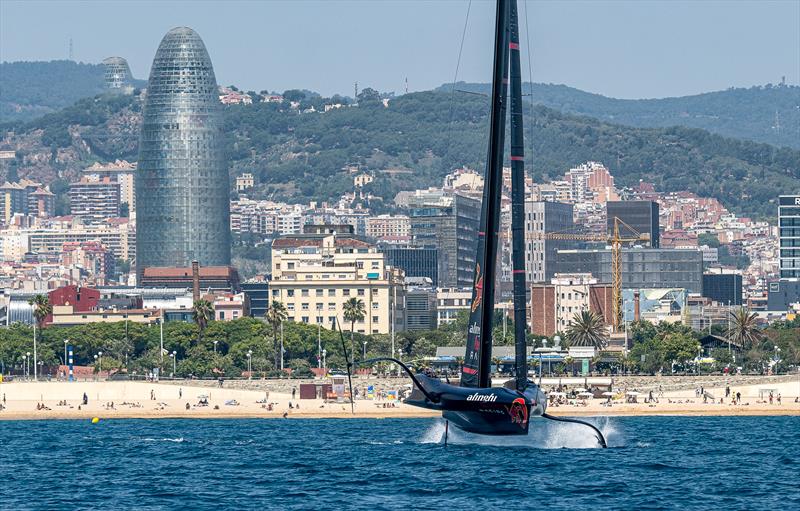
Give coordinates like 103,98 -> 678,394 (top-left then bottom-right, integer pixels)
316,303 -> 323,310
372,316 -> 379,323
301,316 -> 309,323
372,302 -> 379,309
328,303 -> 336,310
287,290 -> 295,297
328,289 -> 336,296
371,261 -> 380,269
343,289 -> 350,296
272,290 -> 280,297
301,289 -> 309,297
302,303 -> 309,310
358,289 -> 365,296
287,304 -> 295,311
287,262 -> 295,269
357,262 -> 364,269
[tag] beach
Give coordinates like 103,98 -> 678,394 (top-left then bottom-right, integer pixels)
1,375 -> 798,421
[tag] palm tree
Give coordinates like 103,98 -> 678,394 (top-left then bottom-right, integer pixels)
343,297 -> 366,356
565,310 -> 608,350
265,300 -> 288,371
28,294 -> 51,379
727,307 -> 763,348
191,299 -> 214,346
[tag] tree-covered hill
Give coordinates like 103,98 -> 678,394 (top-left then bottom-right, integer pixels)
440,82 -> 800,149
1,89 -> 797,220
0,60 -> 146,123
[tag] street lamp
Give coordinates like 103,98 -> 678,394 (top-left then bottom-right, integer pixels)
322,349 -> 327,374
63,339 -> 69,368
363,341 -> 368,360
23,353 -> 28,378
247,350 -> 253,379
213,340 -> 218,355
171,350 -> 177,378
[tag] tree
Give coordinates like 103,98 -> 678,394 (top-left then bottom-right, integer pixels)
343,297 -> 366,356
191,299 -> 214,346
265,301 -> 288,371
28,294 -> 52,377
565,310 -> 608,350
727,308 -> 763,348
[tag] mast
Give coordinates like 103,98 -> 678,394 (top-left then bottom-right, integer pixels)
461,0 -> 510,388
508,0 -> 528,391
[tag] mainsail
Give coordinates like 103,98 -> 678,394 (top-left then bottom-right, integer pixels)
461,0 -> 511,388
508,0 -> 528,391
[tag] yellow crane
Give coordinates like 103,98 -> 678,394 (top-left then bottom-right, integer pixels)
526,217 -> 650,331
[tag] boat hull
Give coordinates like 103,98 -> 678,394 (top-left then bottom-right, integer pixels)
405,375 -> 546,436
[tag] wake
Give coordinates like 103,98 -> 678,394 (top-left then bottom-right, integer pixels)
420,417 -> 621,449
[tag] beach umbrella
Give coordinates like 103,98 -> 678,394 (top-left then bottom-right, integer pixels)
577,392 -> 593,398
601,391 -> 615,397
626,391 -> 640,396
549,392 -> 566,396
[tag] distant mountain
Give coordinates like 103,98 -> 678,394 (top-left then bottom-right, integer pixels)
0,60 -> 146,122
1,90 -> 797,221
438,82 -> 800,149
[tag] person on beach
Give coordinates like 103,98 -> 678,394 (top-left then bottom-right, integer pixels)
83,393 -> 88,405
292,388 -> 296,400
736,391 -> 741,403
769,392 -> 773,404
179,388 -> 182,399
725,385 -> 730,398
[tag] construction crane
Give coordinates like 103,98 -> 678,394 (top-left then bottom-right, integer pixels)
526,217 -> 650,331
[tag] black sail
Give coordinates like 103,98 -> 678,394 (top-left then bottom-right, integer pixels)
461,0 -> 510,388
508,0 -> 528,390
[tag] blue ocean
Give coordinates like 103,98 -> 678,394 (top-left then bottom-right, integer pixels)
1,417 -> 798,510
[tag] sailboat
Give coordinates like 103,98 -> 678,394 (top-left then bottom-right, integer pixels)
356,0 -> 607,447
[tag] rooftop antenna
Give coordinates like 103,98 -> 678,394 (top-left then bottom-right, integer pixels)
354,81 -> 358,101
69,38 -> 74,61
404,77 -> 409,94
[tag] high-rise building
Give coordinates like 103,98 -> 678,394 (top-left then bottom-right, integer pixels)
606,200 -> 660,248
379,245 -> 438,286
408,192 -> 480,288
136,27 -> 230,275
83,161 -> 136,215
69,177 -> 120,224
779,195 -> 800,280
101,57 -> 134,90
524,200 -> 575,283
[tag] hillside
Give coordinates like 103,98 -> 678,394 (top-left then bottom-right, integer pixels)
0,60 -> 146,122
440,82 -> 800,149
1,90 -> 798,220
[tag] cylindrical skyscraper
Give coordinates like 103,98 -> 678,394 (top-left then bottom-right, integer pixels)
136,27 -> 231,275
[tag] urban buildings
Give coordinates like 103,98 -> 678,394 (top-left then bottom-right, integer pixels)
404,281 -> 437,331
235,173 -> 254,192
435,288 -> 472,327
68,177 -> 120,224
408,192 -> 480,288
530,274 -> 612,336
379,246 -> 438,286
269,229 -> 402,334
1,179 -> 54,225
101,56 -> 134,90
524,200 -> 575,283
553,248 -> 704,293
136,27 -> 231,275
82,161 -> 136,216
241,279 -> 269,318
606,200 -> 660,248
366,214 -> 411,240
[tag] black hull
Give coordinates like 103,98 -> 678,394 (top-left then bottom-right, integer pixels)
405,375 -> 546,436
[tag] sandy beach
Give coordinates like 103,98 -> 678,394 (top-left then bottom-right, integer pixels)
1,377 -> 798,421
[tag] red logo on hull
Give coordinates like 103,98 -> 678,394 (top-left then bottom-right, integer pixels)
507,397 -> 529,428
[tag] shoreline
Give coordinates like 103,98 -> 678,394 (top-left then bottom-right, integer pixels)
2,379 -> 797,421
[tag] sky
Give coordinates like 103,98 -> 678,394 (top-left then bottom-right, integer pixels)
1,0 -> 798,99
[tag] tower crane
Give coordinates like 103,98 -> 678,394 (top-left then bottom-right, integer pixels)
526,217 -> 650,331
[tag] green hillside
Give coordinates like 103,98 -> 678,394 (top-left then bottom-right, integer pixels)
2,89 -> 797,220
441,82 -> 800,149
0,60 -> 145,122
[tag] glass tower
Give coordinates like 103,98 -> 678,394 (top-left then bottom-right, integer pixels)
136,27 -> 231,275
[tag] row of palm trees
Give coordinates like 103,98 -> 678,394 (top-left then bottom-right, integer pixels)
557,308 -> 765,350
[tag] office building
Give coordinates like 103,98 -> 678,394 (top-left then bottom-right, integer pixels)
779,195 -> 800,280
380,246 -> 438,286
409,192 -> 480,288
767,280 -> 800,311
136,27 -> 231,275
404,283 -> 437,331
69,177 -> 120,224
102,57 -> 134,89
139,266 -> 240,292
530,274 -> 612,337
553,248 -> 703,293
524,200 -> 575,283
83,161 -> 136,214
702,272 -> 742,306
436,288 -> 472,327
241,279 -> 269,318
606,200 -> 660,248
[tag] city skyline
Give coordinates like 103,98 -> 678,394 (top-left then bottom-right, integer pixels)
1,0 -> 799,99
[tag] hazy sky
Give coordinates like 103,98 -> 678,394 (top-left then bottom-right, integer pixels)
2,0 -> 798,99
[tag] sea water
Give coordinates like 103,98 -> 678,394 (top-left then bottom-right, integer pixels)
1,417 -> 798,510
